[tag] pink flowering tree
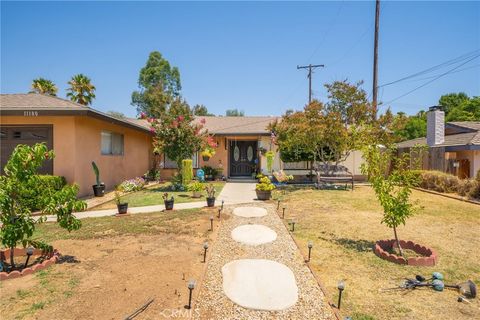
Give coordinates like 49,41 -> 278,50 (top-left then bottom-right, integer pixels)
142,106 -> 211,172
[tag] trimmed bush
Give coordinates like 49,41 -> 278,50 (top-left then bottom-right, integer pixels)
20,175 -> 67,211
412,170 -> 480,200
181,159 -> 193,185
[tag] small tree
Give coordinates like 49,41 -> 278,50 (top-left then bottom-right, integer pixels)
361,144 -> 421,257
0,144 -> 85,270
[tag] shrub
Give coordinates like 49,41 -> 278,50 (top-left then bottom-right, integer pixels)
187,181 -> 204,192
202,166 -> 218,179
412,169 -> 480,200
181,159 -> 193,185
256,176 -> 276,191
20,175 -> 67,211
205,184 -> 216,198
118,177 -> 146,192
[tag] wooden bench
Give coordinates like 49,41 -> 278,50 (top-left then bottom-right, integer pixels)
314,164 -> 354,190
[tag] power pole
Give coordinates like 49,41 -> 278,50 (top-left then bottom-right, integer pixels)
297,64 -> 324,104
372,0 -> 380,118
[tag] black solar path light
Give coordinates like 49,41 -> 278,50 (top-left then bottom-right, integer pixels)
277,200 -> 280,211
291,219 -> 296,232
307,241 -> 313,262
185,279 -> 196,309
23,247 -> 34,269
209,216 -> 214,231
221,200 -> 224,211
203,242 -> 209,263
217,208 -> 221,219
337,280 -> 345,309
282,207 -> 286,219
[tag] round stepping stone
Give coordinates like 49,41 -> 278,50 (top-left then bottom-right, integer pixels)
222,259 -> 298,311
233,206 -> 267,218
231,224 -> 277,246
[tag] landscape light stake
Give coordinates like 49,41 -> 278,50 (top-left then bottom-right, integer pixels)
186,280 -> 196,309
221,200 -> 224,211
23,247 -> 34,269
203,242 -> 209,263
282,207 -> 286,219
277,200 -> 280,211
218,208 -> 221,219
307,241 -> 313,262
291,219 -> 296,232
209,216 -> 214,231
337,280 -> 345,309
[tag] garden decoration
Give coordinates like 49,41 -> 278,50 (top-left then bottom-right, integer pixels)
205,184 -> 216,207
188,181 -> 204,198
255,176 -> 275,200
91,161 -> 105,196
114,190 -> 128,214
163,193 -> 174,210
186,279 -> 196,309
203,242 -> 209,263
0,143 -> 85,279
196,168 -> 205,182
337,280 -> 345,309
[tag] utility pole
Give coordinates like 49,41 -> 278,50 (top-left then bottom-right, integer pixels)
372,0 -> 380,118
297,64 -> 324,104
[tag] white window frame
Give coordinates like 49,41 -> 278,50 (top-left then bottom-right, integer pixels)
101,131 -> 124,156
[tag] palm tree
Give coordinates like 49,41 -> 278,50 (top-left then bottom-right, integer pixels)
30,78 -> 58,96
66,74 -> 96,105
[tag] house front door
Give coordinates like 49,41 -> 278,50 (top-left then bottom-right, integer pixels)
229,141 -> 257,177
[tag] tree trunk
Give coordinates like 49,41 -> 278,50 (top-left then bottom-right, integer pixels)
393,226 -> 404,258
10,246 -> 15,271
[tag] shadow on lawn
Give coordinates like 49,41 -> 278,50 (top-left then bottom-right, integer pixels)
318,233 -> 374,253
57,255 -> 80,264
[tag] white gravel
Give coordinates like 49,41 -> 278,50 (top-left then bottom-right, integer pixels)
193,203 -> 336,320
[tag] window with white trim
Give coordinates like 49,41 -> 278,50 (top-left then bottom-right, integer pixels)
101,131 -> 124,155
164,153 -> 199,169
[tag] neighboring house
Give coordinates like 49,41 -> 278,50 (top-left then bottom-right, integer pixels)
397,106 -> 480,179
1,93 -> 365,196
0,93 -> 153,196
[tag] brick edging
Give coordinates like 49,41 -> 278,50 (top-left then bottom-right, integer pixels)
374,239 -> 437,266
0,248 -> 59,281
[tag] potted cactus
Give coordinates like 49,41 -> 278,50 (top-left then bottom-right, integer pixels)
91,161 -> 105,197
114,190 -> 128,214
255,176 -> 276,200
163,192 -> 174,210
205,184 -> 216,207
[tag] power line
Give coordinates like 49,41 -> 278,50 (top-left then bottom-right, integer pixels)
399,64 -> 480,83
297,64 -> 325,104
378,49 -> 480,88
383,54 -> 480,105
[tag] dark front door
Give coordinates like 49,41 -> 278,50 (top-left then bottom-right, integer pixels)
229,141 -> 257,177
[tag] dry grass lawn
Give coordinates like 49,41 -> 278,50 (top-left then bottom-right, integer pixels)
275,186 -> 480,320
0,208 -> 224,320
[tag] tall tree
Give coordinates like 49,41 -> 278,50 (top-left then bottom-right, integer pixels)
66,74 -> 96,106
192,104 -> 213,116
226,108 -> 244,116
30,78 -> 58,96
131,51 -> 181,118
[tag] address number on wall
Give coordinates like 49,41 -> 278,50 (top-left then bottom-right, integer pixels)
24,111 -> 39,116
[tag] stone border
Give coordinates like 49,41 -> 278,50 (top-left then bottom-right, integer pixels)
0,248 -> 59,280
374,240 -> 437,266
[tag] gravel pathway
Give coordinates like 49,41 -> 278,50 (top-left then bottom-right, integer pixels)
193,202 -> 336,320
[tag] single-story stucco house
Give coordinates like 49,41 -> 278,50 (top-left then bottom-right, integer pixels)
1,93 -> 365,196
397,107 -> 480,179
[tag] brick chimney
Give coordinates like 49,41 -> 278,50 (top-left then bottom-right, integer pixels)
427,106 -> 445,146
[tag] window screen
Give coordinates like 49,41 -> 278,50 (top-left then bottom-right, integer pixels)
164,152 -> 199,168
101,131 -> 124,155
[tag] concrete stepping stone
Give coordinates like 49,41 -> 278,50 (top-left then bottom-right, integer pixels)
233,206 -> 267,218
231,224 -> 277,246
222,259 -> 298,311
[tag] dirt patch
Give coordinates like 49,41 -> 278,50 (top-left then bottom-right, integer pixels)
0,209 -> 222,320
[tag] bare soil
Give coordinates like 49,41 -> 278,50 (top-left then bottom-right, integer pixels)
0,208 -> 223,320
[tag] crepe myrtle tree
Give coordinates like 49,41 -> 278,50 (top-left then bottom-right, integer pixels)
360,144 -> 422,258
143,99 -> 212,173
0,143 -> 86,270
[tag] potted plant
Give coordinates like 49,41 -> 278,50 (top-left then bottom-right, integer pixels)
163,192 -> 174,210
91,161 -> 105,197
256,176 -> 276,200
188,181 -> 204,198
205,184 -> 216,207
201,146 -> 216,161
114,190 -> 128,214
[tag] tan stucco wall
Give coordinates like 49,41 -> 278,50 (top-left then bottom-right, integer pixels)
1,115 -> 152,196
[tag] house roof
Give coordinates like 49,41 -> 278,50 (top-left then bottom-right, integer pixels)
129,116 -> 277,136
0,93 -> 151,133
397,121 -> 480,150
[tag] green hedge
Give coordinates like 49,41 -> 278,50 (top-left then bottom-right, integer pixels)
412,170 -> 480,200
21,175 -> 67,211
181,159 -> 193,185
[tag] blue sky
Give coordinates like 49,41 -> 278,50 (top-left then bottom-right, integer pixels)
1,1 -> 479,117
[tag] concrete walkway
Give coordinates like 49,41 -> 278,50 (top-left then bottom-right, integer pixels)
43,182 -> 258,221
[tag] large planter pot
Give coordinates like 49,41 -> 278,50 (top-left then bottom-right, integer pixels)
206,197 -> 216,207
164,199 -> 174,210
92,184 -> 105,197
256,190 -> 272,200
192,191 -> 202,198
117,203 -> 128,214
